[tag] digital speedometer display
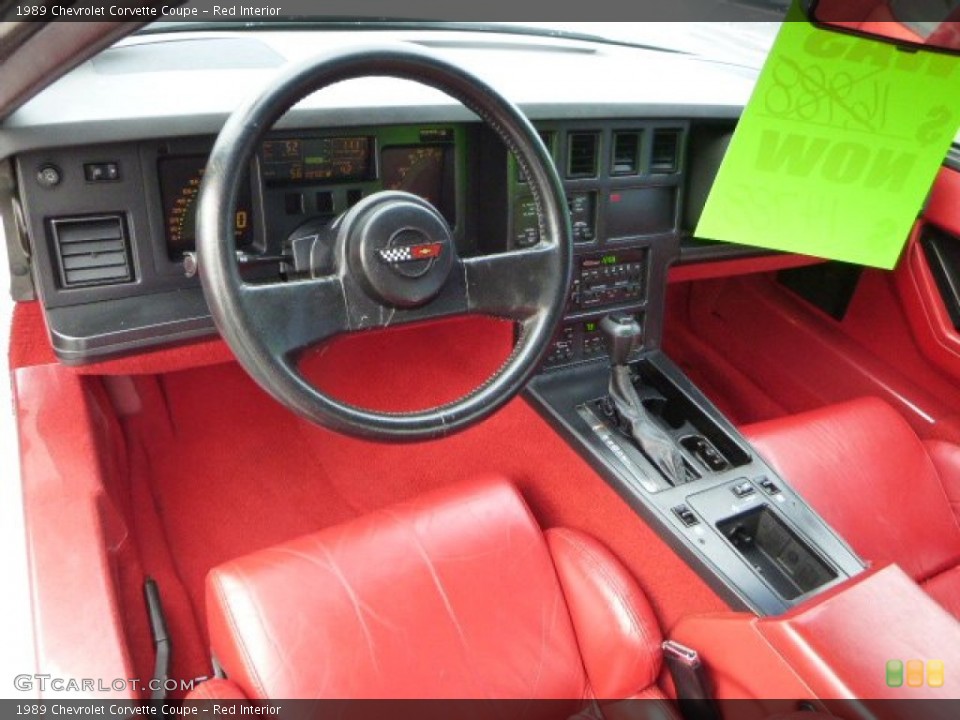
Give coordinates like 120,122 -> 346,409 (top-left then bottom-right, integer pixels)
158,155 -> 253,260
381,145 -> 456,226
260,136 -> 374,184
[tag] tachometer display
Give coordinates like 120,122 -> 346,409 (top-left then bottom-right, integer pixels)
158,155 -> 253,260
381,145 -> 456,226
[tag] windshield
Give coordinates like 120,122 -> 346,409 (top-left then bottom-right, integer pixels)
493,22 -> 780,65
139,19 -> 783,69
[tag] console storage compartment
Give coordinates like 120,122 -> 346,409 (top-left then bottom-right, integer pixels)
717,506 -> 838,600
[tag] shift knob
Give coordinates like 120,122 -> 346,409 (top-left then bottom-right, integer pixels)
600,313 -> 641,366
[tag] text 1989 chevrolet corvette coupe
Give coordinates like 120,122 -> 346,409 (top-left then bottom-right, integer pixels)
3,2 -> 960,717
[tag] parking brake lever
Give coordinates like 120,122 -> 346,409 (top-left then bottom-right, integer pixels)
600,313 -> 687,485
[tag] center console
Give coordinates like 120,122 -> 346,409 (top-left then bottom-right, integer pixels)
527,349 -> 864,615
523,126 -> 865,615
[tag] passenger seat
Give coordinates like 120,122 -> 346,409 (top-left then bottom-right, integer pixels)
742,397 -> 960,619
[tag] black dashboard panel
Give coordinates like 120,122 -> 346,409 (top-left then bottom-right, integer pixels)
16,124 -> 478,362
17,118 -> 699,365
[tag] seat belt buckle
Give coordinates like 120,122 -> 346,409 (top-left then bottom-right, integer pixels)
662,640 -> 720,720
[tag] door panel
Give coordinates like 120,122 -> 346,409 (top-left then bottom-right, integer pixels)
895,166 -> 960,381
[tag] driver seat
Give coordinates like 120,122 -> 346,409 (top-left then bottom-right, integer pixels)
189,476 -> 676,706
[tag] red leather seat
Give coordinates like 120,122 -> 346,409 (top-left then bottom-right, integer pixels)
192,476 -> 675,705
742,397 -> 960,619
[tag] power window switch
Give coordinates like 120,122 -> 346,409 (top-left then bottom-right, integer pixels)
672,505 -> 699,527
731,480 -> 755,498
757,476 -> 781,495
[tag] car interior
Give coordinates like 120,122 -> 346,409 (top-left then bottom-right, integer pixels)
3,11 -> 960,716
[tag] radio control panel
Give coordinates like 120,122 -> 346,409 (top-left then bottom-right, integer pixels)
568,249 -> 647,312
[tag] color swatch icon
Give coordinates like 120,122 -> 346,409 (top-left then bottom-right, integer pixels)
887,659 -> 945,688
907,660 -> 924,688
928,660 -> 945,688
886,660 -> 903,687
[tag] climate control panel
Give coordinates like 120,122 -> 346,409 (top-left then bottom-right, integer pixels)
544,313 -> 644,368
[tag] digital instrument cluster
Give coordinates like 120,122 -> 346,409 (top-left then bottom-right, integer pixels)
158,133 -> 457,257
381,145 -> 456,225
158,155 -> 254,259
260,136 -> 374,184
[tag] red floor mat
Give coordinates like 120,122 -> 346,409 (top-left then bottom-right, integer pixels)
121,316 -> 727,683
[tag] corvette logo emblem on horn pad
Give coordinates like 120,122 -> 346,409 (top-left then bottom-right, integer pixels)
378,242 -> 444,264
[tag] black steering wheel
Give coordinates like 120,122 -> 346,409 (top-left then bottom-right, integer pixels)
197,45 -> 572,441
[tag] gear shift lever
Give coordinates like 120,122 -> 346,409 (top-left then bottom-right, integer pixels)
600,314 -> 688,485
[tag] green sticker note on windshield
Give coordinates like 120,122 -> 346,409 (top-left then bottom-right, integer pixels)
696,7 -> 960,269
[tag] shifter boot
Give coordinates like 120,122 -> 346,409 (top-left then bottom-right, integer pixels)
608,365 -> 688,485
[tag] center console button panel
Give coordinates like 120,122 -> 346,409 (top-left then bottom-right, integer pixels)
508,120 -> 687,373
681,435 -> 731,473
545,245 -> 653,369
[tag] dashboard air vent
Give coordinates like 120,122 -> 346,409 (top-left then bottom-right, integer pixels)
567,132 -> 599,178
651,129 -> 681,173
50,214 -> 133,288
612,131 -> 641,175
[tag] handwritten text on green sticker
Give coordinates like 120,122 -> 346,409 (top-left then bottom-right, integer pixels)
696,11 -> 960,269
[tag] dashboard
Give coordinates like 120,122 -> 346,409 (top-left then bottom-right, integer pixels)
2,30 -> 752,367
13,117 -> 736,365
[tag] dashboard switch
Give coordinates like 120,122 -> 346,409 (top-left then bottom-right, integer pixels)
757,476 -> 781,495
285,192 -> 304,215
315,191 -> 334,214
732,480 -> 755,498
36,164 -> 62,188
84,162 -> 120,182
672,505 -> 699,527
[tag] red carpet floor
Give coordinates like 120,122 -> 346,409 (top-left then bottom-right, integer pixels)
119,316 -> 728,683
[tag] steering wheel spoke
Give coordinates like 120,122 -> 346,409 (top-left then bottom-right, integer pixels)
238,276 -> 348,359
462,243 -> 563,322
